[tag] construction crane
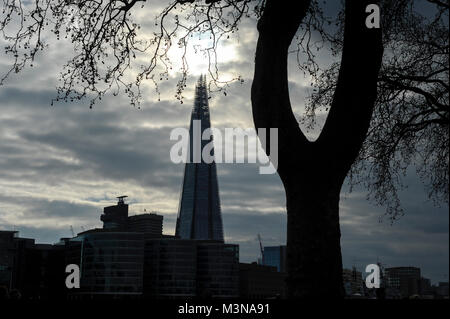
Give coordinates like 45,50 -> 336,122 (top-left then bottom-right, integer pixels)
257,233 -> 264,265
70,225 -> 75,237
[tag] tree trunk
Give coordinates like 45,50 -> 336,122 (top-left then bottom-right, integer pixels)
285,178 -> 345,297
251,0 -> 383,297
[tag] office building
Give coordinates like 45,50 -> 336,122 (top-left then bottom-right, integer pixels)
67,229 -> 145,299
127,214 -> 163,234
342,267 -> 364,297
263,245 -> 286,272
176,76 -> 224,241
144,237 -> 197,298
100,196 -> 163,236
144,237 -> 239,298
239,262 -> 286,299
0,230 -> 66,299
385,266 -> 421,298
101,196 -> 129,229
0,231 -> 17,290
64,198 -> 238,299
196,241 -> 239,298
434,282 -> 449,298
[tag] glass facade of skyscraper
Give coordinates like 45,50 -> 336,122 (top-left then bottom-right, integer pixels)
176,76 -> 224,241
263,246 -> 287,273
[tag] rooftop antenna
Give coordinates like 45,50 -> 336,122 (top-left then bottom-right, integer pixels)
70,225 -> 75,237
117,195 -> 128,205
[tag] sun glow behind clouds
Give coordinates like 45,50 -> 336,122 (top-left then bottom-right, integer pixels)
167,32 -> 238,78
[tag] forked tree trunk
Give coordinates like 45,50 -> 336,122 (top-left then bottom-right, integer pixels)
251,0 -> 383,297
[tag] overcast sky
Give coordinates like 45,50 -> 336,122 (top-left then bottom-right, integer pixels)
0,0 -> 447,284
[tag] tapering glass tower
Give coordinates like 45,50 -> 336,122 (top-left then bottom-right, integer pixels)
175,75 -> 224,241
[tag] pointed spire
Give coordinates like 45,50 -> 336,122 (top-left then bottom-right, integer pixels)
197,74 -> 206,88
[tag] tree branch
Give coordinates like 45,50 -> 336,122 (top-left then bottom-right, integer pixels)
317,0 -> 383,178
251,0 -> 311,184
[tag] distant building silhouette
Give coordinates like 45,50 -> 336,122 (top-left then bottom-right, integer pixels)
101,195 -> 163,235
67,230 -> 145,298
419,277 -> 433,296
342,267 -> 364,297
176,76 -> 224,241
2,217 -> 446,300
0,230 -> 66,300
239,262 -> 286,299
385,266 -> 421,298
262,245 -> 286,272
145,238 -> 239,298
434,282 -> 449,298
65,198 -> 238,299
100,196 -> 129,229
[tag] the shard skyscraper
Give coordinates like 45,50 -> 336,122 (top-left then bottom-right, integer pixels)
175,75 -> 224,242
